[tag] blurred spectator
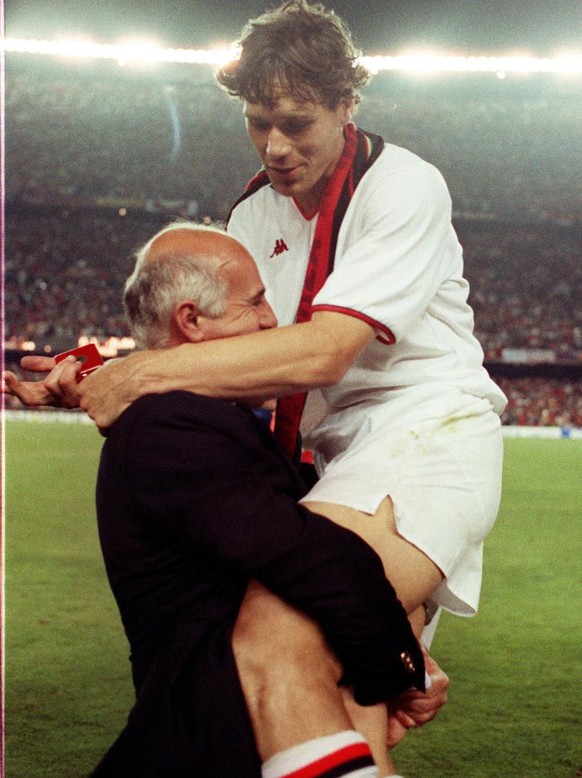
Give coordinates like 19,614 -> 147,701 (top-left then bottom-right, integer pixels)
497,377 -> 582,428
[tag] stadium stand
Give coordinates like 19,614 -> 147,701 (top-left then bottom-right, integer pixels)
4,61 -> 581,426
6,65 -> 582,223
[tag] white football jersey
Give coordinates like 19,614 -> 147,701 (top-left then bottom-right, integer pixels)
228,142 -> 506,447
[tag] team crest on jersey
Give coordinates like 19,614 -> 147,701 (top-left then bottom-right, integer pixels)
269,238 -> 289,258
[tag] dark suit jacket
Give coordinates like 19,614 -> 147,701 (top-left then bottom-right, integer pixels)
92,390 -> 424,777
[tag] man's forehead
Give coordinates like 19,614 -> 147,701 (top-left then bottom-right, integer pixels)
222,252 -> 262,284
244,94 -> 320,118
147,228 -> 261,287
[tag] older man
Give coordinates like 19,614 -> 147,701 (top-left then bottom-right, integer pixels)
86,222 -> 430,778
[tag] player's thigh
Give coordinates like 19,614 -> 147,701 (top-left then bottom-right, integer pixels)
232,581 -> 350,758
232,580 -> 341,681
303,497 -> 443,615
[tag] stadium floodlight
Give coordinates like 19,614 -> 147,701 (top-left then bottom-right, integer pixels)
2,37 -> 581,76
360,51 -> 582,76
1,37 -> 238,67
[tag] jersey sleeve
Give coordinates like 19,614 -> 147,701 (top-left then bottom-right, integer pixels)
312,151 -> 461,344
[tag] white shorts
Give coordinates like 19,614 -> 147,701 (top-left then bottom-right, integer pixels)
301,398 -> 504,617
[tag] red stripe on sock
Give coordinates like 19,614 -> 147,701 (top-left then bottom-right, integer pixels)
278,742 -> 372,778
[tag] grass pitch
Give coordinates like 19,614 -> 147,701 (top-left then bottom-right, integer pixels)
4,419 -> 582,777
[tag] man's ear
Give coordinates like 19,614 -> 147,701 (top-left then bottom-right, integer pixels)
173,301 -> 206,343
338,96 -> 355,126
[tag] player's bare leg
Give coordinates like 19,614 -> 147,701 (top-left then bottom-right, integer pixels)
302,497 -> 446,774
233,580 -> 395,775
234,500 -> 446,776
302,497 -> 444,618
233,581 -> 348,757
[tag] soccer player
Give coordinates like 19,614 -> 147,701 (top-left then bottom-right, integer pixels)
72,0 -> 505,644
6,1 -> 500,770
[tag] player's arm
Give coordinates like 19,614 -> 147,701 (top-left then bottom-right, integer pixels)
3,356 -> 82,408
78,310 -> 374,430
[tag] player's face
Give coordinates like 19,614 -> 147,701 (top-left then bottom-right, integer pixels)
244,94 -> 352,215
201,251 -> 277,340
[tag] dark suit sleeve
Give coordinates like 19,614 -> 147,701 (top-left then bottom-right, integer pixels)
118,393 -> 425,702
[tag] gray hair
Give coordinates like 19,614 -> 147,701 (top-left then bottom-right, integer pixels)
123,222 -> 229,349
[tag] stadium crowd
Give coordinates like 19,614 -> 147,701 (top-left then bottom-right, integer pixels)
4,207 -> 164,350
5,207 -> 580,356
6,66 -> 582,223
4,206 -> 580,428
496,376 -> 581,428
458,222 -> 582,359
4,63 -> 581,427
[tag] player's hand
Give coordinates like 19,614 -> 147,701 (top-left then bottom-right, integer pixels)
386,649 -> 449,747
77,353 -> 144,433
21,355 -> 58,375
3,355 -> 82,408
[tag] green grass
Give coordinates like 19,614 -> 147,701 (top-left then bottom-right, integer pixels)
4,422 -> 582,777
4,421 -> 134,777
394,439 -> 582,777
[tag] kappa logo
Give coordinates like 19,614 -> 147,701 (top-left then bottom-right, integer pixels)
269,238 -> 289,258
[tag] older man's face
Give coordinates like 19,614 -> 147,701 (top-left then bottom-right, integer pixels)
200,249 -> 278,340
147,229 -> 277,344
